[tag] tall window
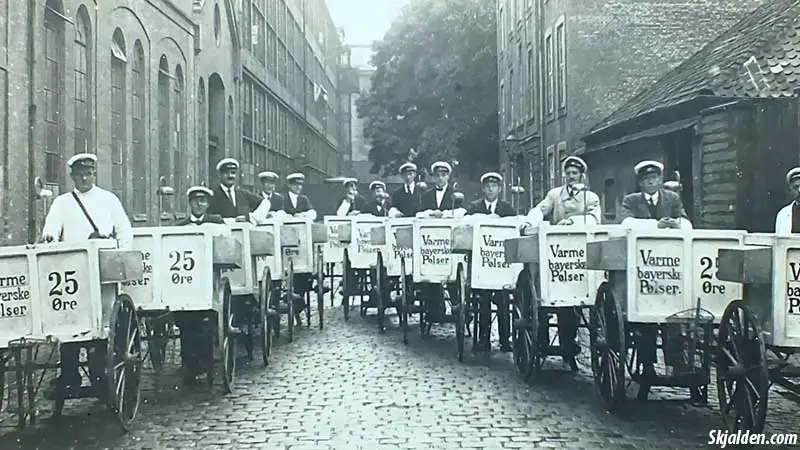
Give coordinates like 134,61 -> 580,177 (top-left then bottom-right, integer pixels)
73,8 -> 91,155
110,29 -> 127,204
131,41 -> 147,216
517,43 -> 522,121
157,56 -> 171,198
499,82 -> 504,130
253,0 -> 266,64
173,65 -> 185,210
44,0 -> 66,186
527,47 -> 534,120
547,146 -> 555,190
545,29 -> 553,115
508,68 -> 514,123
197,78 -> 206,182
556,18 -> 566,108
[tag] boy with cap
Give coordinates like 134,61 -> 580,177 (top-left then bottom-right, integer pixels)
520,155 -> 601,369
619,160 -> 692,230
283,172 -> 317,219
40,153 -> 133,248
176,186 -> 225,225
258,171 -> 285,212
208,158 -> 263,219
389,162 -> 424,218
775,167 -> 800,233
336,178 -> 368,216
465,172 -> 515,352
417,161 -> 466,218
363,181 -> 391,217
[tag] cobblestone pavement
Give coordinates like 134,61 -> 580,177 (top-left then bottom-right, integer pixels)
1,294 -> 798,450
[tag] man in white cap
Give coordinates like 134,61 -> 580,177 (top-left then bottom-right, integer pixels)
465,172 -> 515,353
775,167 -> 800,233
176,186 -> 224,225
389,162 -> 424,217
40,153 -> 133,248
208,158 -> 263,219
335,178 -> 368,216
283,172 -> 317,219
417,161 -> 466,218
258,171 -> 285,212
619,160 -> 692,230
520,155 -> 601,369
363,181 -> 391,217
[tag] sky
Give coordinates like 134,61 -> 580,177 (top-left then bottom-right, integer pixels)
326,0 -> 409,46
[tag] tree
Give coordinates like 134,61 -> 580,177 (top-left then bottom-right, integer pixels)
357,0 -> 498,179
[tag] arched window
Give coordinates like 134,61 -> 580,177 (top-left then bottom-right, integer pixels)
173,65 -> 185,210
44,0 -> 66,186
131,40 -> 147,216
157,55 -> 171,202
110,29 -> 127,204
73,7 -> 92,155
197,78 -> 206,182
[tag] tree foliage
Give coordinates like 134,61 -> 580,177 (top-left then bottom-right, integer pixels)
357,0 -> 498,179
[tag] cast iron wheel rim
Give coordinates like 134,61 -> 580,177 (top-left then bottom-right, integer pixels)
220,278 -> 236,394
716,300 -> 769,433
400,258 -> 409,345
287,259 -> 295,342
455,263 -> 466,362
316,245 -> 324,330
342,249 -> 351,321
512,268 -> 534,381
260,267 -> 272,366
106,294 -> 143,432
377,251 -> 386,333
590,282 -> 626,412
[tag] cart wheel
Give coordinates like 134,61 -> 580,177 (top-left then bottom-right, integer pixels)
316,245 -> 325,330
146,315 -> 169,374
512,267 -> 535,381
259,267 -> 273,367
376,251 -> 387,333
716,300 -> 769,433
455,263 -> 467,362
400,258 -> 409,345
590,282 -> 626,412
287,259 -> 295,343
219,277 -> 236,394
342,249 -> 351,321
106,293 -> 143,432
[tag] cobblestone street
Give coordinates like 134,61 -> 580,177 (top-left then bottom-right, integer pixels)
1,297 -> 798,450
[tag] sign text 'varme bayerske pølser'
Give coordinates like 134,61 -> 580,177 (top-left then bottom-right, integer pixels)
122,250 -> 152,287
638,249 -> 682,296
480,234 -> 509,269
786,257 -> 800,315
548,243 -> 586,283
0,272 -> 31,318
421,233 -> 450,265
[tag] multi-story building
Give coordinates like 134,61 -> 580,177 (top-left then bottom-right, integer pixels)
497,0 -> 766,210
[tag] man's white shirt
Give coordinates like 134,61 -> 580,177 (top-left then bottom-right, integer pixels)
435,187 -> 446,208
41,185 -> 133,248
221,184 -> 236,207
288,191 -> 299,208
485,199 -> 497,214
644,192 -> 659,206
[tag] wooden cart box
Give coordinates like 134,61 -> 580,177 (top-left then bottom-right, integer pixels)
323,216 -> 353,265
717,233 -> 800,347
255,220 -> 285,281
350,216 -> 386,269
128,226 -> 243,312
281,218 -> 315,274
371,218 -> 414,277
0,240 -> 143,348
503,224 -> 617,306
412,218 -> 467,283
586,228 -> 746,323
451,217 -> 524,290
218,223 -> 258,296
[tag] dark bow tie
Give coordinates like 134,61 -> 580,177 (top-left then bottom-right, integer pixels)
436,187 -> 446,192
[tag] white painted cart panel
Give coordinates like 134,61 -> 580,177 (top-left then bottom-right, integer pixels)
465,217 -> 524,290
412,218 -> 466,284
350,216 -> 386,269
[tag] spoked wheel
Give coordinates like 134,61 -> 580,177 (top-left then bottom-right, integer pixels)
106,293 -> 143,432
219,278 -> 236,394
716,300 -> 769,433
316,245 -> 325,330
589,282 -> 627,412
259,267 -> 273,367
512,267 -> 535,381
376,251 -> 387,333
286,259 -> 295,343
455,263 -> 467,363
400,258 -> 409,345
342,249 -> 351,321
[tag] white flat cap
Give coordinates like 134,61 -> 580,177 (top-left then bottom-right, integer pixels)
787,167 -> 800,184
480,172 -> 503,183
258,171 -> 279,180
399,162 -> 417,173
562,156 -> 587,173
216,158 -> 239,172
286,173 -> 305,182
342,177 -> 358,186
187,186 -> 214,197
67,153 -> 98,168
634,160 -> 664,176
369,180 -> 386,191
430,161 -> 452,173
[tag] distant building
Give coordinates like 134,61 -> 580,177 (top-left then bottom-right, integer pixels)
496,0 -> 767,210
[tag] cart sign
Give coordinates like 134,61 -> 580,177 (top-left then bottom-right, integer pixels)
323,216 -> 352,263
785,249 -> 800,342
0,254 -> 34,347
470,221 -> 523,290
384,218 -> 413,277
634,237 -> 685,318
122,236 -> 155,308
255,222 -> 282,282
413,219 -> 466,283
690,238 -> 742,320
159,234 -> 208,309
351,217 -> 385,269
37,249 -> 95,339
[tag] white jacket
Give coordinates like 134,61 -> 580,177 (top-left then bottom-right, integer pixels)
775,202 -> 794,234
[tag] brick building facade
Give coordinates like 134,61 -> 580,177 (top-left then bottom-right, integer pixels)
496,0 -> 766,210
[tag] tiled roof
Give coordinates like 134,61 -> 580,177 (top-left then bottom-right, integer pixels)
588,0 -> 800,136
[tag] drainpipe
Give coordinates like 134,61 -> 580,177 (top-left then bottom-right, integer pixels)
535,0 -> 545,199
26,0 -> 36,244
301,0 -> 307,170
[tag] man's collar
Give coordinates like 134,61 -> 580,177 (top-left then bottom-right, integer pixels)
485,198 -> 498,204
288,191 -> 299,198
190,214 -> 205,222
435,184 -> 448,192
262,191 -> 272,198
74,185 -> 96,195
221,184 -> 234,191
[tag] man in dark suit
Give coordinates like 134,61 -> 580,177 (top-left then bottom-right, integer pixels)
208,158 -> 263,219
258,171 -> 285,212
465,172 -> 516,353
283,172 -> 317,219
389,162 -> 424,217
335,178 -> 368,216
363,181 -> 390,216
176,186 -> 225,226
620,160 -> 694,398
418,161 -> 466,218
